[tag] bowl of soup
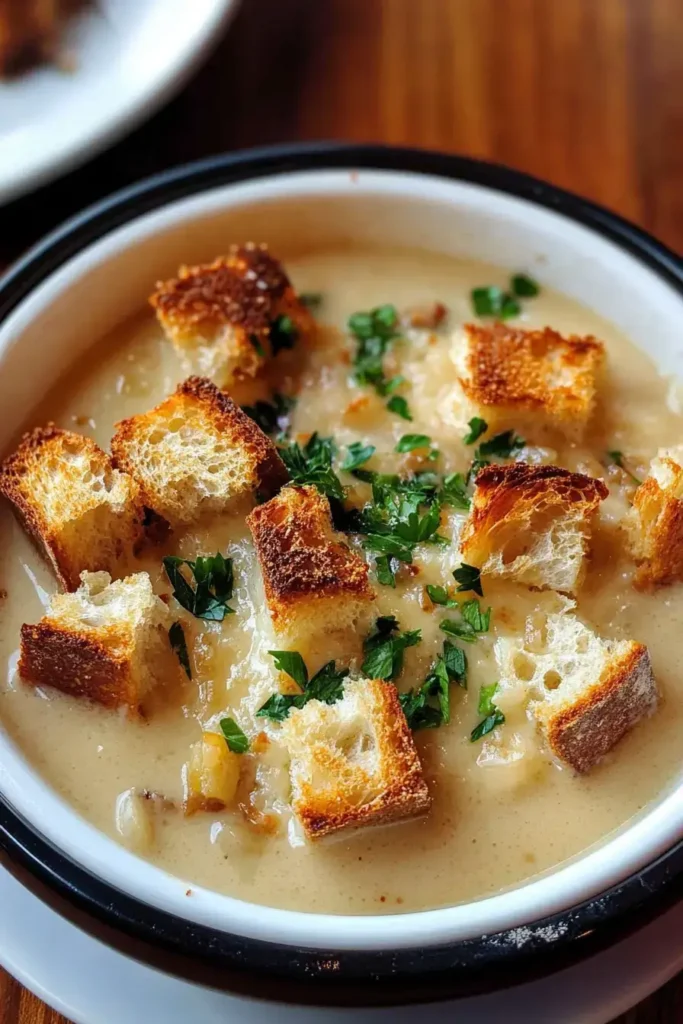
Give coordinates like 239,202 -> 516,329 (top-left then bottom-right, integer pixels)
0,145 -> 682,1005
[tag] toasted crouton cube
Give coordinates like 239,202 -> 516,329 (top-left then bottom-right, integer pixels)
0,426 -> 144,591
280,678 -> 431,839
246,484 -> 374,645
494,610 -> 658,772
19,570 -> 178,714
150,244 -> 315,386
111,376 -> 288,528
623,446 -> 683,588
184,731 -> 242,815
451,323 -> 604,441
460,464 -> 608,594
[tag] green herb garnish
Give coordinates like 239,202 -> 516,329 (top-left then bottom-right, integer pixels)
342,441 -> 376,472
425,584 -> 457,607
256,652 -> 349,721
270,314 -> 298,356
453,563 -> 484,597
400,640 -> 467,730
395,434 -> 431,453
163,553 -> 235,621
607,450 -> 642,485
511,274 -> 540,298
169,621 -> 192,679
470,682 -> 505,742
440,597 -> 491,642
386,395 -> 412,421
439,472 -> 471,510
220,717 -> 250,754
471,286 -> 520,320
241,393 -> 296,438
279,433 -> 344,500
348,304 -> 400,393
299,292 -> 323,310
361,616 -> 421,681
476,430 -> 525,460
249,334 -> 266,357
463,417 -> 488,445
374,554 -> 397,587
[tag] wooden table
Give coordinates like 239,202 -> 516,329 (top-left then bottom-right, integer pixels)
1,0 -> 682,1020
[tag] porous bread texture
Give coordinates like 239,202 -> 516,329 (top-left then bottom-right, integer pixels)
246,484 -> 375,646
111,376 -> 288,528
450,323 -> 604,442
280,678 -> 431,840
623,445 -> 683,588
494,609 -> 658,772
19,570 -> 178,714
459,463 -> 608,594
150,243 -> 315,386
0,425 -> 144,591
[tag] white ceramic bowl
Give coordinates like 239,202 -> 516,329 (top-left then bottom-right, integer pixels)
1,146 -> 682,1004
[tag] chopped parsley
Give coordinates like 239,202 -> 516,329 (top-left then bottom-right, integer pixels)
386,395 -> 412,421
270,314 -> 298,356
463,417 -> 488,445
607,450 -> 642,485
361,616 -> 421,680
452,563 -> 484,597
279,433 -> 344,500
440,598 -> 491,643
400,640 -> 467,730
241,393 -> 295,439
470,682 -> 505,742
220,717 -> 250,754
374,555 -> 397,588
439,472 -> 471,510
299,292 -> 323,310
476,430 -> 525,461
511,273 -> 540,298
169,622 -> 191,679
395,434 -> 431,453
342,441 -> 376,472
163,553 -> 235,621
257,652 -> 349,721
425,583 -> 457,607
348,304 -> 400,392
249,334 -> 266,357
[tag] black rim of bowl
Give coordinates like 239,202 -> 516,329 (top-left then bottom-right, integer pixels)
1,143 -> 683,1007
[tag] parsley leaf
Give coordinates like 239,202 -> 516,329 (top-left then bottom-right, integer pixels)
241,393 -> 295,438
279,433 -> 344,500
470,682 -> 505,742
163,553 -> 235,621
453,563 -> 484,597
353,474 -> 444,580
257,652 -> 349,721
270,314 -> 298,356
426,584 -> 457,607
471,285 -> 520,320
440,472 -> 471,510
342,441 -> 376,472
607,450 -> 642,485
220,717 -> 250,754
361,616 -> 421,680
400,687 -> 444,731
299,292 -> 323,310
386,395 -> 412,421
400,640 -> 467,730
463,417 -> 488,445
476,430 -> 525,460
374,554 -> 398,587
442,640 -> 467,687
511,273 -> 540,298
439,618 -> 479,643
169,622 -> 191,679
395,434 -> 431,453
461,598 -> 491,633
348,304 -> 400,393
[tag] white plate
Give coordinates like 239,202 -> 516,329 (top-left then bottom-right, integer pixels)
1,864 -> 682,1024
0,0 -> 238,206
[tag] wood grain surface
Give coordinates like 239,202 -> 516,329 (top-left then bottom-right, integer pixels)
1,0 -> 682,1020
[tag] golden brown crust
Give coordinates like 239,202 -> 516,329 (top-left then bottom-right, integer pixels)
461,322 -> 604,428
150,244 -> 314,367
0,425 -> 144,590
546,644 -> 657,773
246,484 -> 373,630
19,620 -> 139,712
111,376 -> 289,506
290,681 -> 431,840
0,0 -> 81,75
461,463 -> 608,560
627,463 -> 683,589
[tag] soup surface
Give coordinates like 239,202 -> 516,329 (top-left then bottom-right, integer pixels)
1,246 -> 683,915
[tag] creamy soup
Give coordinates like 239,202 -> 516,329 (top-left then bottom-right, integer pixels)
1,246 -> 683,915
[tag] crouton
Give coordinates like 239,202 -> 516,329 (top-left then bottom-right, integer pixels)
150,244 -> 315,386
184,731 -> 242,815
459,464 -> 608,594
111,376 -> 288,528
494,610 -> 658,772
280,678 -> 431,839
0,426 -> 144,591
623,445 -> 683,588
246,484 -> 374,645
18,571 -> 178,714
451,323 -> 604,441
